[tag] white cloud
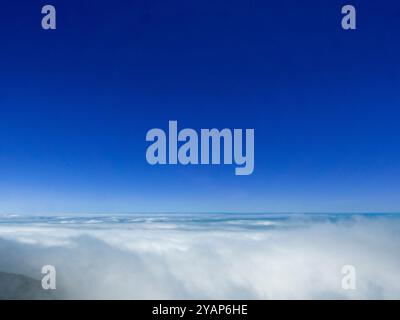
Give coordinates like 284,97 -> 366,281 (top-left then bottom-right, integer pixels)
0,214 -> 399,299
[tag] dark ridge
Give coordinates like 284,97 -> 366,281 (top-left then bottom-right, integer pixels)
0,271 -> 58,300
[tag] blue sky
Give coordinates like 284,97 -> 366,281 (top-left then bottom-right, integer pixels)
0,0 -> 399,213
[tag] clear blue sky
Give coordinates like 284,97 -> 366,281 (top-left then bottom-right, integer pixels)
0,0 -> 399,214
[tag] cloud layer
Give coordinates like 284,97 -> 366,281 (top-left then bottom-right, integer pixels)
0,214 -> 399,299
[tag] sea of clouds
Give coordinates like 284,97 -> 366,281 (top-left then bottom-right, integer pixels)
0,213 -> 399,299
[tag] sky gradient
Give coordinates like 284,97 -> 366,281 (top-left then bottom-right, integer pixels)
0,0 -> 399,213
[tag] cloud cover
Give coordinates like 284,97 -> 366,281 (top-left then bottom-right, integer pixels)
0,214 -> 399,299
